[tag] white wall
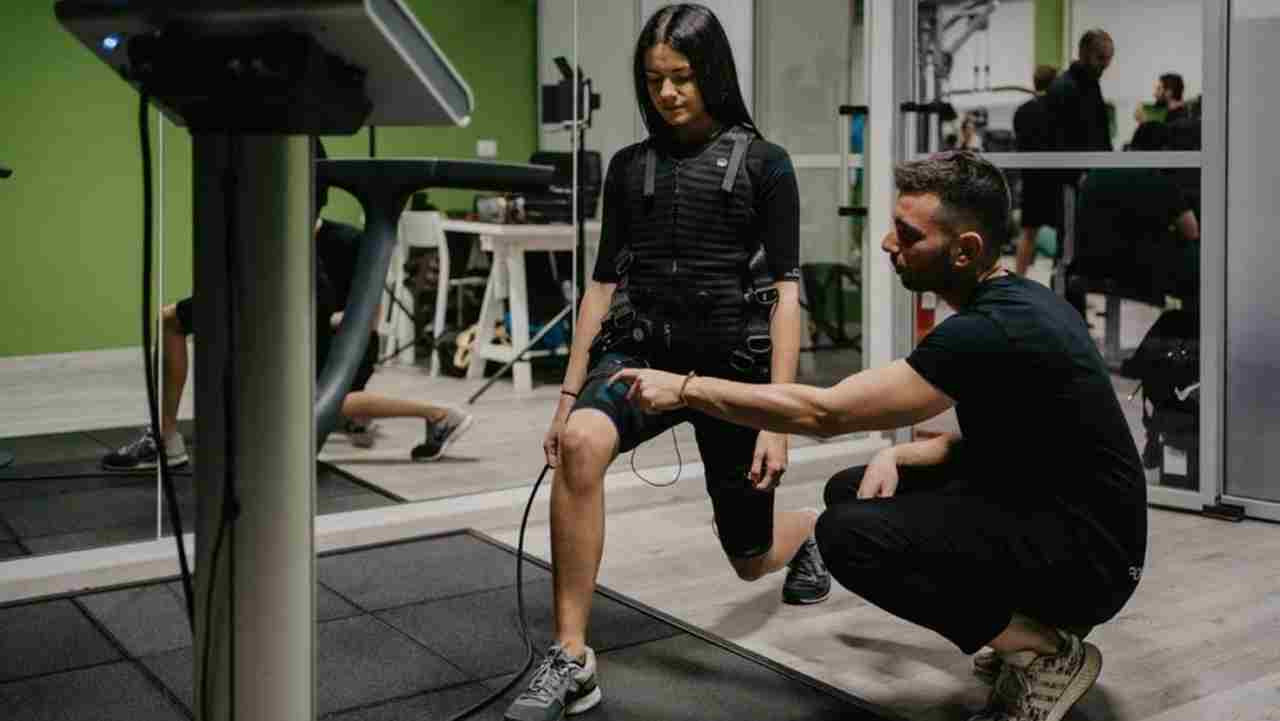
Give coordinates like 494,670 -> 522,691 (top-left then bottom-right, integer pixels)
938,0 -> 1035,134
1072,0 -> 1203,148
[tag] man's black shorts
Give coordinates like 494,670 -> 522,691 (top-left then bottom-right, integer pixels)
572,351 -> 773,559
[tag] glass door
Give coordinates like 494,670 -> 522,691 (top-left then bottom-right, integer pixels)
895,0 -> 1217,513
755,0 -> 867,384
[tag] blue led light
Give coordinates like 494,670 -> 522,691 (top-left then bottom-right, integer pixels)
102,34 -> 121,52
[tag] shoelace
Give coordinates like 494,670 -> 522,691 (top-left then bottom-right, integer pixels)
124,430 -> 157,456
989,663 -> 1030,715
524,650 -> 577,704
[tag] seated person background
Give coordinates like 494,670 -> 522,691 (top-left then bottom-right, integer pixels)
1071,121 -> 1200,309
611,151 -> 1147,721
103,172 -> 473,471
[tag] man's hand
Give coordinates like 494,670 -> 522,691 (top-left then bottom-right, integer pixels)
609,368 -> 687,413
749,430 -> 789,491
857,447 -> 900,499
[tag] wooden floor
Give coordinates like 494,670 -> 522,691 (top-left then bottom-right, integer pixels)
2,287 -> 1277,720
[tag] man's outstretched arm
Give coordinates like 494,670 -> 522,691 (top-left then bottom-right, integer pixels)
612,360 -> 953,438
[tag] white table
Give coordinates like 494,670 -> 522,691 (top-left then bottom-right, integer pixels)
442,219 -> 601,394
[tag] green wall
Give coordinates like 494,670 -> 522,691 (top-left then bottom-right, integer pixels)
1034,0 -> 1067,69
0,0 -> 537,358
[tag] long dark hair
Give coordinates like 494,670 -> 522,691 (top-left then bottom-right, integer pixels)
633,4 -> 759,143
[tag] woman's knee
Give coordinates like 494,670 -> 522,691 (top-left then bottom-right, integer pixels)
557,414 -> 616,491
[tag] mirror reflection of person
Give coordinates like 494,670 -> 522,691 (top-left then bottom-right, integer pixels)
612,152 -> 1147,721
503,5 -> 826,721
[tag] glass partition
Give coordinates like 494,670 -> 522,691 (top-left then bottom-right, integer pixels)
903,0 -> 1209,508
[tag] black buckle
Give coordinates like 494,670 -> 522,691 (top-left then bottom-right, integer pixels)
730,349 -> 755,372
745,334 -> 772,355
615,250 -> 634,276
746,287 -> 778,306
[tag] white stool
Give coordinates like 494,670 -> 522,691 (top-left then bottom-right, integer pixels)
385,210 -> 485,375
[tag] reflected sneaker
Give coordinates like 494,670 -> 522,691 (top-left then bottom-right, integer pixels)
504,643 -> 601,721
411,409 -> 474,461
782,534 -> 831,605
969,630 -> 1102,721
102,429 -> 189,472
343,419 -> 378,449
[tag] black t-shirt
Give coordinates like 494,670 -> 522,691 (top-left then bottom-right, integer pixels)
1013,95 -> 1054,152
591,135 -> 801,284
905,275 -> 1147,564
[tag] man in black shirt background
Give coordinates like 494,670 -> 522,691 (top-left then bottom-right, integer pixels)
1046,29 -> 1114,153
1013,64 -> 1059,275
613,151 -> 1147,721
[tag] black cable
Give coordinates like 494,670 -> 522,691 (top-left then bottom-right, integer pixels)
202,134 -> 244,721
140,93 -> 196,627
442,463 -> 550,721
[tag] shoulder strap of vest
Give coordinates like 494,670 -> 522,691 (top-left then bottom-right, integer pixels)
643,145 -> 657,199
721,130 -> 751,193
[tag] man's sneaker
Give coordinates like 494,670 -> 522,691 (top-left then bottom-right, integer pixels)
504,643 -> 601,721
102,429 -> 189,472
969,630 -> 1102,721
411,409 -> 473,462
972,647 -> 1003,684
343,419 -> 378,449
782,534 -> 831,605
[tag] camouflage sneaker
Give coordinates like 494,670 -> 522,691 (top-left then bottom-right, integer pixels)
969,631 -> 1102,721
782,534 -> 831,605
504,643 -> 601,721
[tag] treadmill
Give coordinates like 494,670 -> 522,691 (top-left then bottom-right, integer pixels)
54,3 -> 553,718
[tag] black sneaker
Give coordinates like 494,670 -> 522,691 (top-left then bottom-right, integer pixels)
504,643 -> 601,721
411,409 -> 473,462
782,535 -> 831,605
102,429 -> 189,472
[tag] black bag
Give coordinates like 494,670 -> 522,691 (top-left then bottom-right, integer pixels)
1121,309 -> 1199,440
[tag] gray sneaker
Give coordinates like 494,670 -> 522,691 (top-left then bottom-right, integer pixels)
411,409 -> 473,462
969,630 -> 1102,721
102,429 -> 189,472
504,643 -> 601,721
782,535 -> 831,605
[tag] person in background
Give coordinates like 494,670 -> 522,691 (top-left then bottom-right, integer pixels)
1013,64 -> 1059,275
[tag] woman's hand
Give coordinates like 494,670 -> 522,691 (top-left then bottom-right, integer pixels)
857,447 -> 900,499
749,431 -> 789,491
543,396 -> 576,467
609,368 -> 688,413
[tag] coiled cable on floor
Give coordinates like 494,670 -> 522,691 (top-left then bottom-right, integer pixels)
442,463 -> 551,721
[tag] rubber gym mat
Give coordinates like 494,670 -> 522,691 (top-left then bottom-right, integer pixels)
0,529 -> 896,721
0,428 -> 400,559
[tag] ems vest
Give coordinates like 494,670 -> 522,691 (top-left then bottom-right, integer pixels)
606,125 -> 774,367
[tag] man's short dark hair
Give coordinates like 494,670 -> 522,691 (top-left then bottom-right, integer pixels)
1159,73 -> 1185,101
894,151 -> 1011,266
1033,65 -> 1058,92
1079,28 -> 1113,57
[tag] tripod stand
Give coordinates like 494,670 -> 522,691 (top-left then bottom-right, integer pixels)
467,58 -> 598,404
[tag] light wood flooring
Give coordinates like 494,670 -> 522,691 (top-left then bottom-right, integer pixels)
2,285 -> 1277,720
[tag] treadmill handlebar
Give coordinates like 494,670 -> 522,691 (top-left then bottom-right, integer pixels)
317,158 -> 556,195
312,157 -> 557,448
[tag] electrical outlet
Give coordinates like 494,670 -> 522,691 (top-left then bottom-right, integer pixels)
476,139 -> 498,158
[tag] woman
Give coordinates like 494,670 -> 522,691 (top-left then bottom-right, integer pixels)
503,5 -> 825,721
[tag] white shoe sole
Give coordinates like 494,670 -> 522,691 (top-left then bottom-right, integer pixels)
565,685 -> 602,715
1044,642 -> 1102,721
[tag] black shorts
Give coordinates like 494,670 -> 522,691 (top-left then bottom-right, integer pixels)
172,296 -> 376,391
573,351 -> 772,559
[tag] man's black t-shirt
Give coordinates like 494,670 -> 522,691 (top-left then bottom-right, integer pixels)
592,135 -> 801,284
905,275 -> 1147,567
